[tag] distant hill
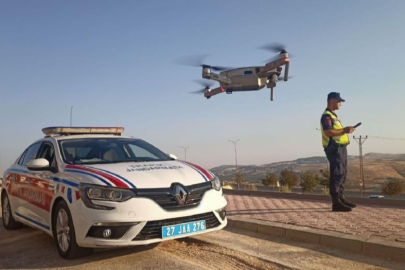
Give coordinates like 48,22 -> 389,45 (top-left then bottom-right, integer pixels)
211,153 -> 405,191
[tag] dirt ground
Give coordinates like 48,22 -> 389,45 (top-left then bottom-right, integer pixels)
1,214 -> 404,270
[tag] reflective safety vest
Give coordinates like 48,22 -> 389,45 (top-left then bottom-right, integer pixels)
321,110 -> 350,147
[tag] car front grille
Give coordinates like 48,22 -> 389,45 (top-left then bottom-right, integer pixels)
132,212 -> 221,241
134,181 -> 212,211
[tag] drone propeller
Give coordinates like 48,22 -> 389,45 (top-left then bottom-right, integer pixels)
259,43 -> 292,62
278,75 -> 293,81
194,79 -> 215,88
175,55 -> 233,71
189,89 -> 206,94
260,43 -> 288,54
189,79 -> 215,94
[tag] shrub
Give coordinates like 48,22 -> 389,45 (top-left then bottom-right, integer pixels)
318,169 -> 329,188
279,169 -> 298,188
243,183 -> 258,191
261,173 -> 278,188
236,172 -> 244,189
322,186 -> 329,195
280,184 -> 291,193
381,179 -> 404,196
300,171 -> 318,193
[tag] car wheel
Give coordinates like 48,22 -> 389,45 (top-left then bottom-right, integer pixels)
53,200 -> 92,259
1,192 -> 23,230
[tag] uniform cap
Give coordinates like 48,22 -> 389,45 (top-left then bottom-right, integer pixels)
327,92 -> 345,102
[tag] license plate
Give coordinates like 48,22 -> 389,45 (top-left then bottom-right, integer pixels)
162,220 -> 206,239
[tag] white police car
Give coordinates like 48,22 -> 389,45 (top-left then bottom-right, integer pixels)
1,127 -> 227,259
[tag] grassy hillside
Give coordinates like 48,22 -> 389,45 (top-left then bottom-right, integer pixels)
211,153 -> 405,191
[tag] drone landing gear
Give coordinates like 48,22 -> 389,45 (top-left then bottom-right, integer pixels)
270,88 -> 274,101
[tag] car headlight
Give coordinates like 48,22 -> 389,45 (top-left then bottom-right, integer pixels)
79,184 -> 135,210
211,176 -> 221,191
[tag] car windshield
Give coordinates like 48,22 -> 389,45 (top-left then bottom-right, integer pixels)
58,138 -> 171,165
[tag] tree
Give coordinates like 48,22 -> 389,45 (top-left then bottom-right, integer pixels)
300,171 -> 318,193
381,179 -> 404,196
261,173 -> 278,189
236,172 -> 244,189
318,169 -> 329,188
279,169 -> 298,188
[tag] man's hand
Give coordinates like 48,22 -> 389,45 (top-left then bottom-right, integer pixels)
344,126 -> 355,134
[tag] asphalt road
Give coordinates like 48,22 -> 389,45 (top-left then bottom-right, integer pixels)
1,215 -> 404,269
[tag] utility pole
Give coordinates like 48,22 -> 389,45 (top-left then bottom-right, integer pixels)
228,139 -> 239,171
179,146 -> 190,161
228,139 -> 240,188
70,106 -> 73,127
353,135 -> 368,197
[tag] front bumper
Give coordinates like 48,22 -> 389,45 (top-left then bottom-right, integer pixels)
70,188 -> 227,248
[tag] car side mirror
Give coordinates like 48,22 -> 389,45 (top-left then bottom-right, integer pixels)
26,158 -> 50,170
168,153 -> 177,160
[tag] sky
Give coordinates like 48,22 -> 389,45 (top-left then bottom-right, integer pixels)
1,0 -> 405,174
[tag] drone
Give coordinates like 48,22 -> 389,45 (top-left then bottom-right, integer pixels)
181,43 -> 291,101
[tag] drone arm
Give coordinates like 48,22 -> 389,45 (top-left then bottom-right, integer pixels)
284,62 -> 289,81
257,58 -> 289,76
204,87 -> 225,98
203,70 -> 232,84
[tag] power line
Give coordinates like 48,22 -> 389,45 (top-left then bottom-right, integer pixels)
353,135 -> 368,197
368,136 -> 405,141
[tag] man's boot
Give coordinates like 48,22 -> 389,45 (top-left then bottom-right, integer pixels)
340,194 -> 357,208
331,194 -> 352,212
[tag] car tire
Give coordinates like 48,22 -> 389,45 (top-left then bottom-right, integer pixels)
1,192 -> 23,230
52,200 -> 92,259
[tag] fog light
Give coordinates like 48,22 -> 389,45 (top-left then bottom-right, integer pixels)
215,208 -> 226,221
103,229 -> 112,238
87,223 -> 138,239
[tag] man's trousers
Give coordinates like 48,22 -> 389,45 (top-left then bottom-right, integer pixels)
326,145 -> 348,196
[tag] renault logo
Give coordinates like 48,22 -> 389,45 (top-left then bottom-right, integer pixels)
174,185 -> 188,205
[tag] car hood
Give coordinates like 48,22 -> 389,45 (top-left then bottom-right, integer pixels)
64,160 -> 215,189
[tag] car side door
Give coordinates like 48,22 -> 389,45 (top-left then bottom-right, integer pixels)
21,141 -> 58,231
6,142 -> 42,222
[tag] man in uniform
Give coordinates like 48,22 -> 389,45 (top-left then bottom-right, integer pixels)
320,92 -> 357,212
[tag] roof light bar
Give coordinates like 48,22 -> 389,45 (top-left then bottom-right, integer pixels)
42,127 -> 124,136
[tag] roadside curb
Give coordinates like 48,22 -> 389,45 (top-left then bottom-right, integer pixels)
223,189 -> 405,208
227,217 -> 405,263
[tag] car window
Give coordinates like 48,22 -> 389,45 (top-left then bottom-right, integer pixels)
21,143 -> 41,166
58,138 -> 170,165
37,143 -> 55,164
16,150 -> 27,165
128,144 -> 159,159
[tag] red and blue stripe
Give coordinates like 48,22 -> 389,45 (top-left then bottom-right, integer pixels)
177,161 -> 215,182
65,165 -> 135,188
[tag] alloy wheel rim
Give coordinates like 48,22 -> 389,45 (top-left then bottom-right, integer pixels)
2,197 -> 10,226
56,209 -> 70,252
